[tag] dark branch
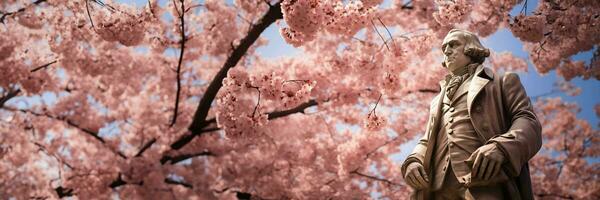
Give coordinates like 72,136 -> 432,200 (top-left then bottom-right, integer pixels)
236,191 -> 252,200
267,99 -> 318,120
161,150 -> 214,165
109,174 -> 126,188
54,186 -> 74,198
0,88 -> 20,109
377,17 -> 395,48
168,3 -> 282,151
164,177 -> 193,188
0,0 -> 47,24
185,4 -> 204,13
350,169 -> 400,186
364,136 -> 401,160
33,142 -> 74,169
169,98 -> 318,150
408,88 -> 439,94
401,0 -> 414,9
109,173 -> 143,188
147,0 -> 155,17
249,86 -> 261,117
14,108 -> 127,159
30,60 -> 58,72
85,0 -> 96,29
134,137 -> 157,157
371,20 -> 390,51
187,2 -> 282,133
170,0 -> 187,127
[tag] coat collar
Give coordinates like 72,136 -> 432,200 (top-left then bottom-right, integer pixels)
466,65 -> 494,114
438,64 -> 494,89
437,64 -> 495,117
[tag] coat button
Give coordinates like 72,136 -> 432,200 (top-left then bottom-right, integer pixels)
448,117 -> 454,123
449,142 -> 454,147
448,129 -> 454,135
450,107 -> 455,112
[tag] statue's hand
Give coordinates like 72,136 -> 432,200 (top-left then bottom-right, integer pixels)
467,143 -> 505,181
404,162 -> 429,189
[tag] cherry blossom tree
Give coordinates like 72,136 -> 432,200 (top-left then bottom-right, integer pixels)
0,0 -> 597,199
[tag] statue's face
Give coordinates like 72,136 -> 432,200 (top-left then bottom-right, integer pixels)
442,32 -> 472,73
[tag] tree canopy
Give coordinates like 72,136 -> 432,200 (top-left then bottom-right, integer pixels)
0,0 -> 598,199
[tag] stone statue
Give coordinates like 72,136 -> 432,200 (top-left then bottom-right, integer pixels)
401,29 -> 542,200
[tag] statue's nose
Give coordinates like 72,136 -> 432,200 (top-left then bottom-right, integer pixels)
444,48 -> 452,56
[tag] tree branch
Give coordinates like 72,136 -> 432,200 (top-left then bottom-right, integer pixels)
13,108 -> 127,159
108,173 -> 143,188
187,2 -> 282,133
401,0 -> 414,9
54,186 -> 74,198
134,137 -> 156,157
30,60 -> 57,73
0,88 -> 20,109
408,88 -> 440,94
267,99 -> 318,120
0,0 -> 47,24
161,150 -> 214,165
350,169 -> 400,186
168,98 -> 319,150
168,3 -> 282,151
170,0 -> 187,127
164,177 -> 193,188
370,20 -> 390,51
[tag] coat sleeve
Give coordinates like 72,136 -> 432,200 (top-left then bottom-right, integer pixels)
487,73 -> 542,177
401,94 -> 439,177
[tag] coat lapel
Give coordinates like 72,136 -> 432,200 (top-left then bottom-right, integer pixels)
467,65 -> 492,114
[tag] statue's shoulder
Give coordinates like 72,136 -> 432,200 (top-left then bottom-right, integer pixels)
480,66 -> 495,80
429,92 -> 442,109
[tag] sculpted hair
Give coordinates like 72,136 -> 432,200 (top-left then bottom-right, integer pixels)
443,29 -> 490,67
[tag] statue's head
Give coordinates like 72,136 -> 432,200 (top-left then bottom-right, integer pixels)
441,29 -> 490,72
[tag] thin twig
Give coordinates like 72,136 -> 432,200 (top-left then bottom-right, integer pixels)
85,0 -> 96,30
369,93 -> 383,116
170,0 -> 186,127
519,0 -> 528,15
249,86 -> 261,117
30,60 -> 57,72
377,17 -> 395,48
134,137 -> 157,157
147,0 -> 155,17
11,107 -> 127,159
161,150 -> 214,165
370,20 -> 390,51
350,169 -> 400,186
185,4 -> 204,13
0,0 -> 47,24
171,0 -> 181,18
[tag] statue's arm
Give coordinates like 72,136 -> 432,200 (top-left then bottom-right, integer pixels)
401,131 -> 429,176
487,72 -> 542,177
401,106 -> 436,176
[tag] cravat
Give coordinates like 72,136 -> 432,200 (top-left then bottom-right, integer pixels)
445,75 -> 464,100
